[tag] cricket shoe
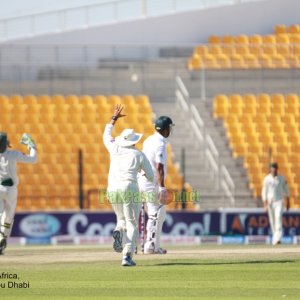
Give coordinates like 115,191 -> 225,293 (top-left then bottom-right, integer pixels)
122,255 -> 136,267
0,237 -> 7,255
154,247 -> 167,254
112,230 -> 123,253
143,241 -> 155,254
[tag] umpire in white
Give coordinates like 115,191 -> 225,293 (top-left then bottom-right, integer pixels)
262,162 -> 290,245
0,132 -> 37,254
103,105 -> 154,266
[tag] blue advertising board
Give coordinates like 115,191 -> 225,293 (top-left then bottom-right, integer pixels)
10,210 -> 300,239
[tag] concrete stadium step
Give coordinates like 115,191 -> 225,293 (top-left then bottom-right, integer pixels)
189,98 -> 256,208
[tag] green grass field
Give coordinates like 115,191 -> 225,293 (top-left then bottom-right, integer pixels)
1,245 -> 300,300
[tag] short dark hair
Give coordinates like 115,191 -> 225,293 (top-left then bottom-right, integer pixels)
269,162 -> 278,169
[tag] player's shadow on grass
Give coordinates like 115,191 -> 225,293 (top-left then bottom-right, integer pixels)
148,260 -> 295,266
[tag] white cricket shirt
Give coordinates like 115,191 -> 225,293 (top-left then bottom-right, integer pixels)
0,148 -> 38,186
138,131 -> 167,190
261,174 -> 290,204
103,124 -> 154,192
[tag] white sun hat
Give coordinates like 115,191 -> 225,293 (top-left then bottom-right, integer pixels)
115,128 -> 143,147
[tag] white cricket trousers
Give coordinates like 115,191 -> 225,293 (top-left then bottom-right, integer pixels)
0,186 -> 18,237
139,184 -> 166,251
268,200 -> 284,245
111,201 -> 141,256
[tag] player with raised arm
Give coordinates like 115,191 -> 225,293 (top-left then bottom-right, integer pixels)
103,105 -> 154,266
138,116 -> 174,254
0,132 -> 38,255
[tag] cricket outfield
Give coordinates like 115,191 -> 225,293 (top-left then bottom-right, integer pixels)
0,245 -> 300,300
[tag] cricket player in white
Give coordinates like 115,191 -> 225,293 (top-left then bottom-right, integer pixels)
262,163 -> 290,245
103,105 -> 154,266
0,132 -> 37,254
138,116 -> 174,254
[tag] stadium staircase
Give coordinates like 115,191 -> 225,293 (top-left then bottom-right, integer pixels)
151,101 -> 254,209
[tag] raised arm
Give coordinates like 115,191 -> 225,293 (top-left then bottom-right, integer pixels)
16,148 -> 38,164
103,104 -> 126,151
283,178 -> 290,211
261,176 -> 268,211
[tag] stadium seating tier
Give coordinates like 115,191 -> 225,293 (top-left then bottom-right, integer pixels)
214,93 -> 300,208
0,95 -> 185,211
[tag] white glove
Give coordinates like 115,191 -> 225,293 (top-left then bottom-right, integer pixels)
158,186 -> 168,205
20,133 -> 36,149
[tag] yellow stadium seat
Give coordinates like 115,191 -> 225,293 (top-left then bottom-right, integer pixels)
24,95 -> 38,105
235,35 -> 249,44
10,95 -> 23,105
244,154 -> 259,168
273,144 -> 291,155
188,55 -> 202,70
208,45 -> 222,55
258,93 -> 271,106
239,114 -> 252,124
213,95 -> 229,118
258,54 -> 273,68
122,95 -> 136,106
263,35 -> 276,44
226,123 -> 242,139
288,25 -> 300,34
231,54 -> 247,69
136,95 -> 150,105
247,144 -> 263,155
274,24 -> 287,35
203,54 -> 219,69
229,94 -> 243,106
243,54 -> 260,68
271,54 -> 289,68
216,54 -> 231,68
232,144 -> 246,158
79,95 -> 94,106
243,93 -> 256,105
235,45 -> 250,56
222,35 -> 235,44
263,45 -> 277,56
290,34 -> 300,44
37,95 -> 52,105
276,34 -> 290,52
66,95 -> 80,105
208,35 -> 221,44
241,123 -> 256,135
258,133 -> 273,146
221,45 -> 235,57
285,94 -> 299,114
249,44 -> 261,56
270,95 -> 285,115
282,113 -> 296,124
224,114 -> 239,126
249,34 -> 263,45
194,45 -> 208,56
108,95 -> 122,106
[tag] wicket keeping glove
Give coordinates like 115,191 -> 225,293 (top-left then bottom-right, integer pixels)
20,133 -> 36,149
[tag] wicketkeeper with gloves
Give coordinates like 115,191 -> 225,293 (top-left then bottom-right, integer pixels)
0,132 -> 38,254
138,116 -> 175,254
